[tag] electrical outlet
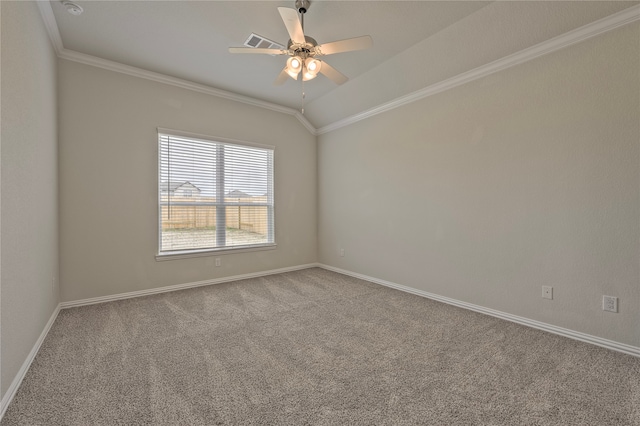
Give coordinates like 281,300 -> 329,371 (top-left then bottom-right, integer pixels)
215,258 -> 221,267
339,248 -> 345,257
542,286 -> 553,300
603,295 -> 618,313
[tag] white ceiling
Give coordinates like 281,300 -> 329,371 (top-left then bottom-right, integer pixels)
48,1 -> 637,129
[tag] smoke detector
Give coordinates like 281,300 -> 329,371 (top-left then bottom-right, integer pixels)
63,1 -> 83,16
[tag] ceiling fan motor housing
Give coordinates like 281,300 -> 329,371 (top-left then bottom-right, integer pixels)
287,36 -> 318,59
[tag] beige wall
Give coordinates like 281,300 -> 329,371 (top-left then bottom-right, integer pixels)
2,5 -> 638,405
58,60 -> 317,302
1,2 -> 60,396
318,23 -> 640,346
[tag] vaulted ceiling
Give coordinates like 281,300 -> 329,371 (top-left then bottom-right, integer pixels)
44,1 -> 638,130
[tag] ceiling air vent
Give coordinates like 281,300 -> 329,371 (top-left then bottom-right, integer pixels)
244,33 -> 285,52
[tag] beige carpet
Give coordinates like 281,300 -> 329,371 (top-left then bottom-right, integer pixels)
2,268 -> 639,425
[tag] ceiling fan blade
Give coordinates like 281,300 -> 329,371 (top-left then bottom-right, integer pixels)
229,47 -> 288,55
319,61 -> 348,85
316,35 -> 373,56
274,68 -> 289,86
278,7 -> 305,45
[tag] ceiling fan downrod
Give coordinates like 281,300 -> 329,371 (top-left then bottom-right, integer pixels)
295,0 -> 310,115
295,0 -> 310,31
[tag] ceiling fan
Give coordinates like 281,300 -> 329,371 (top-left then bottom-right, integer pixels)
228,0 -> 373,86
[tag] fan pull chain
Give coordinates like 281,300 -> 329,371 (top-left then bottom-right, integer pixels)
301,78 -> 305,114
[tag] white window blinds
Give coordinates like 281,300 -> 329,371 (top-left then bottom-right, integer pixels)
158,132 -> 275,254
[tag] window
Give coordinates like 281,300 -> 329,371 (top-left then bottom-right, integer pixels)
158,130 -> 275,258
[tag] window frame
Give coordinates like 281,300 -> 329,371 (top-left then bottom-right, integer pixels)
155,128 -> 276,261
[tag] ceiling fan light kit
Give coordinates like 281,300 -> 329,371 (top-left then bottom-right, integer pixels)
228,0 -> 372,87
286,56 -> 302,79
303,58 -> 322,81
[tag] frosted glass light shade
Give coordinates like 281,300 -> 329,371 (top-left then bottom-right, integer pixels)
286,56 -> 302,79
302,58 -> 322,81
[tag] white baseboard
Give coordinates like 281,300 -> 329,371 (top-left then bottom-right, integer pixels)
4,262 -> 635,423
1,304 -> 61,420
60,263 -> 321,309
318,264 -> 640,358
1,263 -> 321,420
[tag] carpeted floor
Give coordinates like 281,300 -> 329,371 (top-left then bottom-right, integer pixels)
2,268 -> 639,425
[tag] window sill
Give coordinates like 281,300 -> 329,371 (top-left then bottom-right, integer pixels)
155,243 -> 276,261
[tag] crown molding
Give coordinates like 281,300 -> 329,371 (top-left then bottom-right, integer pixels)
57,48 -> 318,134
294,112 -> 318,135
316,4 -> 640,135
36,0 -> 64,55
35,1 -> 317,135
37,1 -> 638,137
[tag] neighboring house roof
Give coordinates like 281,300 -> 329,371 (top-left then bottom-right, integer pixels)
226,190 -> 251,198
161,181 -> 201,193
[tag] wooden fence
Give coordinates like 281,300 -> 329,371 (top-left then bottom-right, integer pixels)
161,196 -> 269,235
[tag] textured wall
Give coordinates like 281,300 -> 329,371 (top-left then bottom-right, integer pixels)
318,23 -> 640,346
1,2 -> 60,396
58,60 -> 317,302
